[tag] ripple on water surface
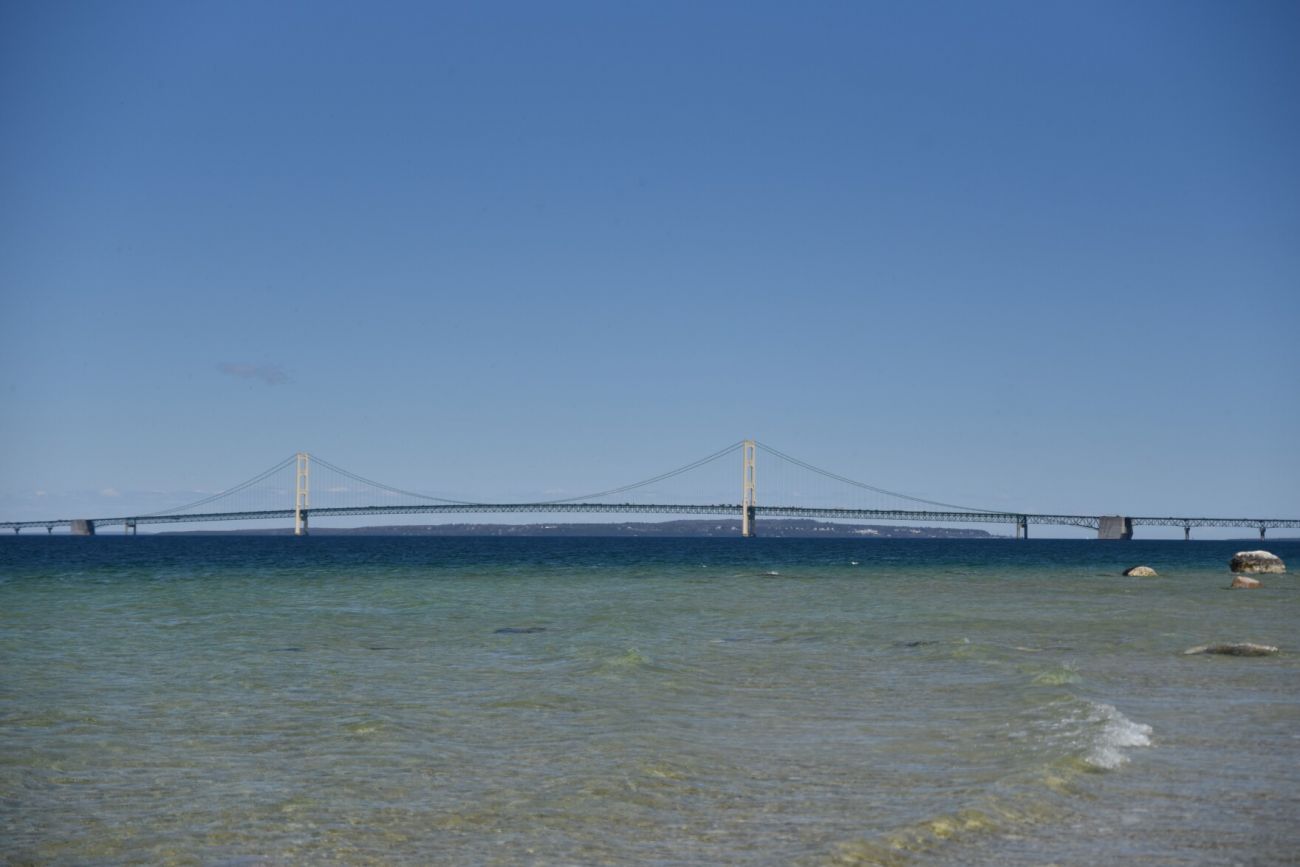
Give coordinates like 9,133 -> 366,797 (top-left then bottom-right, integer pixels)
0,537 -> 1296,864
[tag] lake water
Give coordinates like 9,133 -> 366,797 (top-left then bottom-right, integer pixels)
1,536 -> 1296,865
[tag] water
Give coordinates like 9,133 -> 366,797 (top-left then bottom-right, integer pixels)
1,537 -> 1297,865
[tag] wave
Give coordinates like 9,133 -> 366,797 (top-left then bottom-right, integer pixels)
1080,701 -> 1153,770
825,696 -> 1154,863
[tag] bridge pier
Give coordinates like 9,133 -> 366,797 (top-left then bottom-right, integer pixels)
1184,525 -> 1191,541
1098,516 -> 1133,540
1015,516 -> 1028,539
125,520 -> 137,536
70,519 -> 96,536
1259,526 -> 1266,541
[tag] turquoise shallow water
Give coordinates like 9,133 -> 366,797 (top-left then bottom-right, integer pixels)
1,537 -> 1297,865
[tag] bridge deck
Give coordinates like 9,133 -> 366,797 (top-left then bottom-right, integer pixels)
3,503 -> 1298,532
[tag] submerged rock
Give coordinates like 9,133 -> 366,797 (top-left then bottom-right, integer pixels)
1229,551 -> 1286,574
494,626 -> 546,634
1230,575 -> 1262,589
1123,565 -> 1158,577
1183,643 -> 1279,657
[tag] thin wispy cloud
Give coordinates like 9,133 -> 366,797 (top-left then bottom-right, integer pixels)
218,362 -> 289,385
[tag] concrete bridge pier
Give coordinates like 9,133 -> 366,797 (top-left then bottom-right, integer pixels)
70,519 -> 96,536
1259,526 -> 1266,541
1015,516 -> 1029,539
1098,516 -> 1133,540
1184,525 -> 1191,541
125,520 -> 137,536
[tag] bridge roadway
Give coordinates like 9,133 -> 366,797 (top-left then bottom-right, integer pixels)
4,503 -> 1299,537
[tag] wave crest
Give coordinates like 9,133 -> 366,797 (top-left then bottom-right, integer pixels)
1082,701 -> 1153,769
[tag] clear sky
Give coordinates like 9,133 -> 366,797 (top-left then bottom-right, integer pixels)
2,1 -> 1297,537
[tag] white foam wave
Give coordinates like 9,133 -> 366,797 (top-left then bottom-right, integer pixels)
1083,701 -> 1153,769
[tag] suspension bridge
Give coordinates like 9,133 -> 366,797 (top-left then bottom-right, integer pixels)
2,441 -> 1296,540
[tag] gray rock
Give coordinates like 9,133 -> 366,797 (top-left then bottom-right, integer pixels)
1123,565 -> 1158,577
1230,575 -> 1262,589
1229,550 -> 1286,574
1183,643 -> 1279,657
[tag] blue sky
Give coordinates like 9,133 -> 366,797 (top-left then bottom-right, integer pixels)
2,1 -> 1297,536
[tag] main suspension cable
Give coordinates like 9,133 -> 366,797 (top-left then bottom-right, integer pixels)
536,441 -> 745,504
754,441 -> 1001,513
141,455 -> 298,516
308,455 -> 483,505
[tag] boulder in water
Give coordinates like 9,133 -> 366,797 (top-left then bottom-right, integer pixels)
1230,575 -> 1262,589
1229,551 -> 1286,574
1122,565 -> 1158,577
1183,643 -> 1279,657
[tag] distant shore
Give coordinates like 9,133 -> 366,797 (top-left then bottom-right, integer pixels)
158,518 -> 998,539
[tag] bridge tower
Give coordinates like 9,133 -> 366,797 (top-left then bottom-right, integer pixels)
294,452 -> 310,536
742,439 -> 757,537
